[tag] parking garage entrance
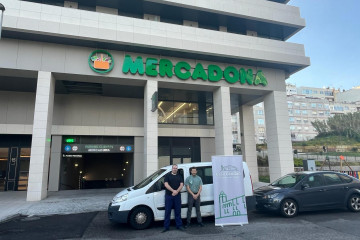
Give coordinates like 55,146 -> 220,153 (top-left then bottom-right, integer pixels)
59,136 -> 134,190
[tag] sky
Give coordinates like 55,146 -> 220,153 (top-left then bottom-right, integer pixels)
287,0 -> 360,91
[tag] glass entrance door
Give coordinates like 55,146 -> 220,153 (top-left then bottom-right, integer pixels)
17,148 -> 30,191
3,147 -> 30,191
0,148 -> 9,191
158,137 -> 200,168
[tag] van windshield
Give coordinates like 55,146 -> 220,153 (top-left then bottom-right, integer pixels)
133,169 -> 166,190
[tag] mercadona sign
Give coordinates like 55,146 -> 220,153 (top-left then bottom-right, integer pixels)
122,55 -> 268,87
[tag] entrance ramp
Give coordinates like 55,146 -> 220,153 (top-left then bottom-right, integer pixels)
0,188 -> 124,223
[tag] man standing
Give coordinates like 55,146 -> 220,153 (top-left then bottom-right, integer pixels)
185,167 -> 204,228
162,164 -> 184,232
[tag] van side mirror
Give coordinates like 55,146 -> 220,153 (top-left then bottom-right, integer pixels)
302,183 -> 310,190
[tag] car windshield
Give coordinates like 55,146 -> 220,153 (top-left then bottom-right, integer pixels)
133,169 -> 166,190
270,174 -> 306,188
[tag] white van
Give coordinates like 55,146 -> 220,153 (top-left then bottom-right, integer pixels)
108,162 -> 255,229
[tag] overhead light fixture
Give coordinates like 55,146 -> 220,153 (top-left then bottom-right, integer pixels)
162,103 -> 186,123
74,163 -> 79,167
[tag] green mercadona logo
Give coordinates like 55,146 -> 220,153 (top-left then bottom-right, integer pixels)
89,50 -> 114,74
122,55 -> 268,87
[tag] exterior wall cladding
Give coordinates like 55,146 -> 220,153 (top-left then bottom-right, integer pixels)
0,0 -> 310,201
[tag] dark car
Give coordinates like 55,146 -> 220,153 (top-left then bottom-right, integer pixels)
254,171 -> 360,217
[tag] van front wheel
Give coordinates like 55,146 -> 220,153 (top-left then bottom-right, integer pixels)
129,207 -> 153,230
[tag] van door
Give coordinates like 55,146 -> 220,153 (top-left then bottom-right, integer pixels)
193,166 -> 214,216
151,168 -> 186,220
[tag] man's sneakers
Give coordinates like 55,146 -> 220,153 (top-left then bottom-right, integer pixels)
161,228 -> 169,233
184,222 -> 204,228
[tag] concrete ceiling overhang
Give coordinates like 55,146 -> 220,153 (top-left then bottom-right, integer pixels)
2,30 -> 309,77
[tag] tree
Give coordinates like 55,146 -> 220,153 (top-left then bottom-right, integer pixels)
311,120 -> 329,135
311,112 -> 360,139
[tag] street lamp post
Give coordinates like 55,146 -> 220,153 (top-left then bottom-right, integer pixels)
0,3 -> 5,40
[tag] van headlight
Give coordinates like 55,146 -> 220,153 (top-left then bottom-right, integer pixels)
112,193 -> 128,204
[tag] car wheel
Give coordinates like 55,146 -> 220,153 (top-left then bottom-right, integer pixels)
280,199 -> 298,218
129,207 -> 153,230
348,194 -> 360,212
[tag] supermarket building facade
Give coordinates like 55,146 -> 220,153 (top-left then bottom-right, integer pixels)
0,0 -> 309,201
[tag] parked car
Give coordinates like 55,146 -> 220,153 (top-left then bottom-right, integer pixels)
108,162 -> 255,229
254,171 -> 360,217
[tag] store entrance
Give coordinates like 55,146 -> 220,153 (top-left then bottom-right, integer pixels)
158,137 -> 201,168
60,153 -> 133,190
0,135 -> 32,192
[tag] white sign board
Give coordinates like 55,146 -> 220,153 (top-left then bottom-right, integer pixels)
212,155 -> 248,226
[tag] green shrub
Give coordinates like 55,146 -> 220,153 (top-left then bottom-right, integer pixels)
259,175 -> 270,183
294,158 -> 303,167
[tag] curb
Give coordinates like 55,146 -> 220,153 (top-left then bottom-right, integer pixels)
0,213 -> 23,224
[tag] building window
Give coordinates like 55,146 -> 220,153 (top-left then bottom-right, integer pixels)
325,91 -> 333,96
334,106 -> 344,111
290,125 -> 295,130
302,89 -> 312,94
258,127 -> 265,133
294,102 -> 300,107
312,111 -> 317,115
318,104 -> 323,108
301,103 -> 307,107
289,117 -> 294,122
258,119 -> 265,125
296,119 -> 302,123
257,110 -> 264,115
311,103 -> 317,108
319,112 -> 324,116
288,109 -> 293,115
158,89 -> 213,125
287,101 -> 293,107
302,110 -> 308,115
295,110 -> 301,115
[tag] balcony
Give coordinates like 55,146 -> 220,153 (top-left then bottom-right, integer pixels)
1,0 -> 310,75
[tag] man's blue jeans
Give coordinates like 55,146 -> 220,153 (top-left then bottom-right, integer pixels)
164,194 -> 182,229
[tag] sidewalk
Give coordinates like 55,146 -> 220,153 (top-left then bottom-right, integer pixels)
0,188 -> 122,223
0,182 -> 269,223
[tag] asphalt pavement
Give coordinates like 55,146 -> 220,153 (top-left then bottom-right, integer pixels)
1,209 -> 360,240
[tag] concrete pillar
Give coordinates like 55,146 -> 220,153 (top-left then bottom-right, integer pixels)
134,136 -> 144,184
48,135 -> 62,191
240,105 -> 259,182
27,72 -> 55,201
200,137 -> 215,162
213,87 -> 232,155
144,80 -> 158,177
264,91 -> 293,181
